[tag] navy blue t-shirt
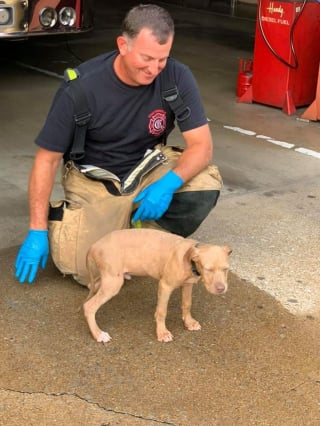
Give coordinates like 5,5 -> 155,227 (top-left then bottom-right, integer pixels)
35,51 -> 208,179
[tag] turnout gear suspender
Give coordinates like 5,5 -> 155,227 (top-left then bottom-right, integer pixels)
64,68 -> 92,161
159,71 -> 191,123
159,68 -> 191,145
64,61 -> 191,161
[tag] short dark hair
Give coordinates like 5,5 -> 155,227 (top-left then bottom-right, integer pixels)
121,4 -> 175,44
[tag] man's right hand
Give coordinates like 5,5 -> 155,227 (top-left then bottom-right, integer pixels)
15,230 -> 49,284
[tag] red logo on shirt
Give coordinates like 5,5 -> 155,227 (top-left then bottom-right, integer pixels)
148,109 -> 166,136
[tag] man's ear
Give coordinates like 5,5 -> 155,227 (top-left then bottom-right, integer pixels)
116,35 -> 129,55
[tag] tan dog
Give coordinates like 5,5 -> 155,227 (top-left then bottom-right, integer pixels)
83,229 -> 232,343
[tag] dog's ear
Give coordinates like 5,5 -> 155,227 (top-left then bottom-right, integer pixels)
179,245 -> 198,265
223,245 -> 232,256
188,245 -> 201,262
164,240 -> 200,280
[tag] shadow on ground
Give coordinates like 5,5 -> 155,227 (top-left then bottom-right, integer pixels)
1,246 -> 320,425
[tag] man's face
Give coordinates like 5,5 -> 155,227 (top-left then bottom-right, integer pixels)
116,28 -> 174,86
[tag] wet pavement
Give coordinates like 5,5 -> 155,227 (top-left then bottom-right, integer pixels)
1,1 -> 320,424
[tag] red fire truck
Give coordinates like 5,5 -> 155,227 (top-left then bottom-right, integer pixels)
0,0 -> 93,39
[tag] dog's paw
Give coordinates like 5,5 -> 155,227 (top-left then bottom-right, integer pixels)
157,330 -> 174,343
97,331 -> 112,343
184,319 -> 202,331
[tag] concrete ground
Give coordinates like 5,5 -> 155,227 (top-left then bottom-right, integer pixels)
1,1 -> 320,424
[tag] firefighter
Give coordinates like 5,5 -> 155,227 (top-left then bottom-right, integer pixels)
15,4 -> 222,285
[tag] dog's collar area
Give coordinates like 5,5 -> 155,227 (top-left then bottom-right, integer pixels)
191,260 -> 200,276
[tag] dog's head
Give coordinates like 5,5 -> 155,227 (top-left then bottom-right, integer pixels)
189,244 -> 232,295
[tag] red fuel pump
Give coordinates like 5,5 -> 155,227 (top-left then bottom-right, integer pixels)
244,0 -> 320,115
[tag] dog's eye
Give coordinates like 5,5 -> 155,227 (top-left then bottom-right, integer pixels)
203,267 -> 229,273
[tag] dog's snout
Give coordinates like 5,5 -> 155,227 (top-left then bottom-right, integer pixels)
216,284 -> 225,294
206,281 -> 227,294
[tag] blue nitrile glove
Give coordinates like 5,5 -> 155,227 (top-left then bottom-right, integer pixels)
132,170 -> 183,223
15,230 -> 49,284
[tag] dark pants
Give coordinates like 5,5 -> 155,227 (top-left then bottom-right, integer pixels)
157,190 -> 220,237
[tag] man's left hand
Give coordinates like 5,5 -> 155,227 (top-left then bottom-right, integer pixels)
132,170 -> 183,222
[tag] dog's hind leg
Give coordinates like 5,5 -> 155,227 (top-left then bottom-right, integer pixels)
83,275 -> 123,343
181,284 -> 201,331
84,277 -> 100,304
85,251 -> 101,302
154,279 -> 175,342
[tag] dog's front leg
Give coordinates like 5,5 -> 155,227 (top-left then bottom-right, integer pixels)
155,280 -> 174,342
181,284 -> 201,331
